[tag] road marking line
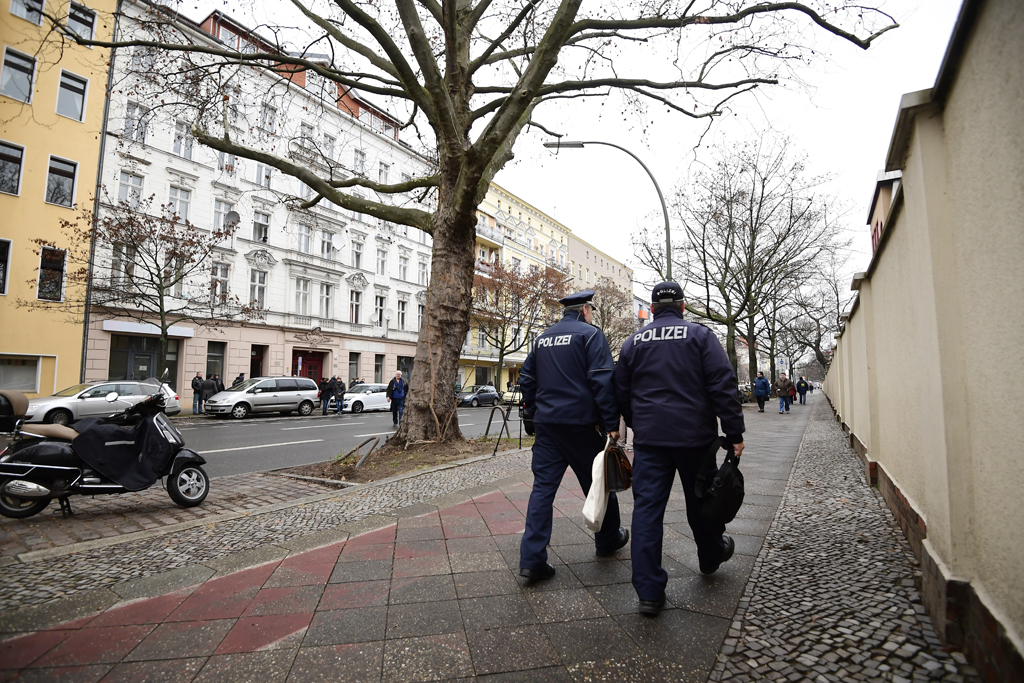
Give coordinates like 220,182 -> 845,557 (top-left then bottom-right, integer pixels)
354,432 -> 394,437
198,439 -> 324,454
280,422 -> 366,431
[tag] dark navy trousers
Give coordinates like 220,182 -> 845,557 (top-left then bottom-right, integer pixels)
630,442 -> 728,600
520,424 -> 621,570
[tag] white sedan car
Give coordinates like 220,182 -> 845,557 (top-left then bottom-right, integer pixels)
336,383 -> 390,413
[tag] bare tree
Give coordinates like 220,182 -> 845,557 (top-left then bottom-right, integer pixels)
17,193 -> 263,380
638,138 -> 845,380
590,276 -> 636,358
784,251 -> 853,373
45,0 -> 896,444
472,260 -> 568,407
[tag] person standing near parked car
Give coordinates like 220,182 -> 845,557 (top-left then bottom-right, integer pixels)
774,373 -> 795,414
386,371 -> 407,426
318,377 -> 329,413
796,376 -> 809,405
324,376 -> 339,415
201,374 -> 218,408
753,371 -> 771,413
232,372 -> 245,388
191,372 -> 204,414
214,374 -> 225,394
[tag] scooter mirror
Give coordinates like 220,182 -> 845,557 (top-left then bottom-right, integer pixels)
161,368 -> 169,381
105,392 -> 120,402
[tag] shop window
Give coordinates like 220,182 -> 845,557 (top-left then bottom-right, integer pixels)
206,341 -> 226,379
374,354 -> 384,383
397,355 -> 414,381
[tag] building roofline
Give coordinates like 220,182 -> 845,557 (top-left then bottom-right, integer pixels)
865,169 -> 902,225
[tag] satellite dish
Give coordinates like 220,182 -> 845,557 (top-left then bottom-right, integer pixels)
384,308 -> 394,322
224,210 -> 241,228
331,233 -> 347,251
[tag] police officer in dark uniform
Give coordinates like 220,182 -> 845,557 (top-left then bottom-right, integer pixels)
614,282 -> 746,615
519,290 -> 629,580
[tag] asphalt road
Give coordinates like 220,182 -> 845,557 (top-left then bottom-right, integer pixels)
173,404 -> 527,478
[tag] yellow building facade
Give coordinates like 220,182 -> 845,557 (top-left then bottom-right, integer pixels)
1,0 -> 114,397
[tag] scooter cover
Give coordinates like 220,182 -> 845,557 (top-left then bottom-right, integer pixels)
71,418 -> 174,491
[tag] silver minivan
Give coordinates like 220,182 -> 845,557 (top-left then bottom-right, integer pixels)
203,377 -> 320,419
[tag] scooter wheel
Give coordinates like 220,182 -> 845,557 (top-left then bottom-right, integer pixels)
168,465 -> 210,507
0,482 -> 50,519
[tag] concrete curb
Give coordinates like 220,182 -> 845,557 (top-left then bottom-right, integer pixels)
0,446 -> 534,632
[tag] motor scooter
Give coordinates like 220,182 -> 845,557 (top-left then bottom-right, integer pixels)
0,379 -> 209,519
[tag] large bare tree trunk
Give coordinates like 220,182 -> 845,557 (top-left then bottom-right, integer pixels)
746,317 -> 758,383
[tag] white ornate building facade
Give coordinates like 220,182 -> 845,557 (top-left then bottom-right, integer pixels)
83,5 -> 435,401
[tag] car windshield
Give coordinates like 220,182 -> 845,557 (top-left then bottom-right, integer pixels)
54,384 -> 91,397
229,378 -> 263,392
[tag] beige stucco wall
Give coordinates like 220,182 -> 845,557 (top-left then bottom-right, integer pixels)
825,0 -> 1024,650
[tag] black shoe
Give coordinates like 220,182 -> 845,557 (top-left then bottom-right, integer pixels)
638,595 -> 666,616
700,535 -> 735,575
519,563 -> 556,581
596,528 -> 629,557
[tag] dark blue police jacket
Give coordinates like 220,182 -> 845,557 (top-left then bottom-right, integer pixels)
520,310 -> 619,431
614,307 -> 744,448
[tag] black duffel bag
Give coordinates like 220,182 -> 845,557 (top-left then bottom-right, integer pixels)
694,437 -> 745,525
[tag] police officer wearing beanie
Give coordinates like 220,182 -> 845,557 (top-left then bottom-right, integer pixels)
614,282 -> 746,615
518,290 -> 630,580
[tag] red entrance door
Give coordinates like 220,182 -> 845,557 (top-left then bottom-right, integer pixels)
291,350 -> 323,381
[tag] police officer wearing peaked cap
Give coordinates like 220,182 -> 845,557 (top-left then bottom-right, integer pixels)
614,282 -> 746,615
518,289 -> 630,580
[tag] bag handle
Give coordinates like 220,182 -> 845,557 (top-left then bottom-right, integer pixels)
694,436 -> 727,500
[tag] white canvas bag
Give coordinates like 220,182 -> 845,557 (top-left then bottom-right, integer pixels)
582,437 -> 610,532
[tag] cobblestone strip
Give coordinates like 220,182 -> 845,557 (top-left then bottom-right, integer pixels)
0,472 -> 335,558
0,450 -> 533,612
709,400 -> 979,683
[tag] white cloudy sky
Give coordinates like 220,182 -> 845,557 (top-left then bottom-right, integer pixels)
178,0 -> 963,293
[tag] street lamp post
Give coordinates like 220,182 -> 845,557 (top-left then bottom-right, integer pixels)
542,140 -> 672,280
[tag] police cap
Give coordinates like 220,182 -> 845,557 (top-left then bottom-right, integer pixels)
559,289 -> 595,307
651,281 -> 685,303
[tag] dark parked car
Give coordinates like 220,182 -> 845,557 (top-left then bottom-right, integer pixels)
458,385 -> 501,407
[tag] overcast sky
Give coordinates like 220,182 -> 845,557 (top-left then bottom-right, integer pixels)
177,0 -> 963,295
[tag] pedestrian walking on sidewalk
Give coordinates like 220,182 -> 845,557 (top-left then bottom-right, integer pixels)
796,376 -> 809,405
753,372 -> 770,412
386,371 -> 407,426
519,289 -> 629,583
191,372 -> 204,414
774,373 -> 795,414
614,281 -> 744,616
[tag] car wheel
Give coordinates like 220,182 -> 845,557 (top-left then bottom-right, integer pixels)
46,409 -> 73,426
167,464 -> 210,507
231,403 -> 250,419
298,400 -> 314,416
352,401 -> 363,414
471,398 -> 479,407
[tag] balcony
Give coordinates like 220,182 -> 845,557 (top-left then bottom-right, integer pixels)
287,315 -> 336,330
475,224 -> 505,247
475,259 -> 497,276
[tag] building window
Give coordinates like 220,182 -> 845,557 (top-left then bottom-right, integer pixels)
323,134 -> 335,160
218,151 -> 236,175
0,238 -> 10,295
1,48 -> 35,103
397,300 -> 407,331
376,248 -> 387,276
351,241 -> 362,269
397,355 -> 413,380
45,157 -> 77,207
117,171 -> 143,208
374,294 -> 385,327
417,261 -> 427,285
299,122 -> 314,148
173,121 -> 193,159
123,101 -> 148,143
168,185 -> 190,220
398,255 -> 409,281
67,3 -> 96,39
37,246 -> 65,301
300,182 -> 313,201
477,325 -> 487,348
55,70 -> 88,121
353,149 -> 365,175
253,212 -> 270,242
169,256 -> 184,296
255,163 -> 272,188
378,162 -> 389,184
417,304 -> 424,331
295,278 -> 310,315
250,270 -> 266,307
0,141 -> 24,195
213,200 -> 234,233
210,262 -> 229,305
130,46 -> 156,72
297,224 -> 311,253
259,103 -> 276,133
374,354 -> 384,383
11,0 -> 43,24
206,341 -> 226,379
110,242 -> 135,289
319,283 -> 332,319
348,352 -> 360,382
349,290 -> 361,323
320,231 -> 334,259
0,356 -> 38,392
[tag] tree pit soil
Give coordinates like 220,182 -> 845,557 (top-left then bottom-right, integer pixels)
277,437 -> 534,484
